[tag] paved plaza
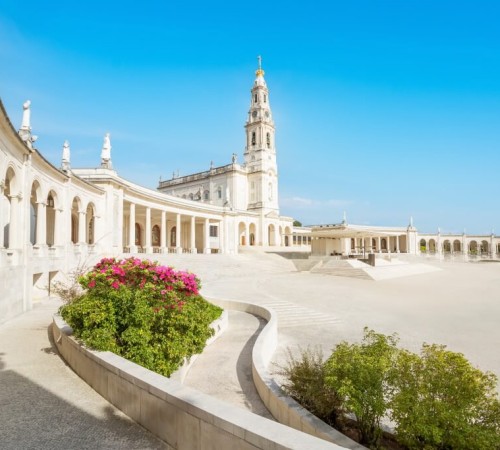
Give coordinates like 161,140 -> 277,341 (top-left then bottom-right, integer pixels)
177,251 -> 500,396
0,251 -> 498,447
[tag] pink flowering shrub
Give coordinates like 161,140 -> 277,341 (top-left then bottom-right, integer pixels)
60,257 -> 222,376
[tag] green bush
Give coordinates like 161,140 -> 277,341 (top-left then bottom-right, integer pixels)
282,328 -> 500,450
60,257 -> 222,377
324,328 -> 399,448
391,344 -> 500,450
277,347 -> 344,429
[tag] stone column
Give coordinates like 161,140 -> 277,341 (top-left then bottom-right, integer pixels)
396,235 -> 400,253
7,194 -> 20,249
204,218 -> 211,254
78,210 -> 86,244
245,223 -> 249,246
190,215 -> 197,253
160,210 -> 167,252
53,208 -> 63,246
35,201 -> 46,246
219,220 -> 224,253
176,213 -> 181,254
145,207 -> 152,253
128,203 -> 137,253
377,237 -> 381,253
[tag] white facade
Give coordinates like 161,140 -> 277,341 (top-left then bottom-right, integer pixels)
0,63 -> 295,324
1,62 -> 499,326
158,60 -> 281,219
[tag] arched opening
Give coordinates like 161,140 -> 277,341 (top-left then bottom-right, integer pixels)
419,239 -> 427,252
429,239 -> 436,253
480,240 -> 489,255
381,238 -> 387,251
71,197 -> 81,244
238,222 -> 246,246
453,240 -> 461,252
135,223 -> 142,246
86,203 -> 95,245
3,168 -> 17,248
268,224 -> 276,246
469,240 -> 478,255
152,224 -> 160,246
170,226 -> 176,247
30,181 -> 41,245
443,240 -> 451,253
249,223 -> 256,246
46,191 -> 56,246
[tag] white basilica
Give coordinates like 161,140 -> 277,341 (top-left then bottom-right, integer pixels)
157,58 -> 290,247
1,59 -> 499,324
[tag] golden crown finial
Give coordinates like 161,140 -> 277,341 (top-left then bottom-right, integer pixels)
255,55 -> 265,77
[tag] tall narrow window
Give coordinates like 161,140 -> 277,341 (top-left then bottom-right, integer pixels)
251,132 -> 256,145
266,132 -> 271,148
254,93 -> 258,103
264,94 -> 267,103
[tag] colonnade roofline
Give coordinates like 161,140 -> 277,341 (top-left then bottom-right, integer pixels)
74,167 -> 274,220
311,223 -> 411,238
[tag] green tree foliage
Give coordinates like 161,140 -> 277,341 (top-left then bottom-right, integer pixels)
277,347 -> 345,429
293,220 -> 302,227
324,328 -> 399,448
60,257 -> 222,377
390,344 -> 500,450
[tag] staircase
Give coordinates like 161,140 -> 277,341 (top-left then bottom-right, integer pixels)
310,258 -> 373,280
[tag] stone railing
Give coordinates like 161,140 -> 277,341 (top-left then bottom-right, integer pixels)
52,312 -> 343,450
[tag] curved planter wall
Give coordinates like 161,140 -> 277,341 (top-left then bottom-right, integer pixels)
52,314 -> 342,450
205,298 -> 366,450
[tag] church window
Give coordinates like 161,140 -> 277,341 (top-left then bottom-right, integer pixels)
266,132 -> 271,148
264,94 -> 267,103
217,187 -> 222,199
254,93 -> 258,103
209,225 -> 218,237
204,190 -> 210,200
251,132 -> 256,146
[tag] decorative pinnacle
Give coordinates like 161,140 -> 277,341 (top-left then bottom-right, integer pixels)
255,55 -> 265,77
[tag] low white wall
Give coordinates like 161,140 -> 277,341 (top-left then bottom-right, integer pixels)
52,314 -> 342,450
205,297 -> 366,450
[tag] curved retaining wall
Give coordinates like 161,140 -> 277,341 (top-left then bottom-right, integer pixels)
52,314 -> 343,450
205,298 -> 366,450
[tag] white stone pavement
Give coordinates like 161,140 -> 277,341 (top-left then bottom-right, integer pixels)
0,298 -> 167,449
169,252 -> 500,395
1,251 -> 498,448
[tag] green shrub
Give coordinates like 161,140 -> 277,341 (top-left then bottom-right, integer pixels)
60,257 -> 222,377
391,344 -> 500,450
277,347 -> 344,429
324,328 -> 399,448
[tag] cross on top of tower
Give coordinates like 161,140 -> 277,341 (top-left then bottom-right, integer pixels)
256,55 -> 265,77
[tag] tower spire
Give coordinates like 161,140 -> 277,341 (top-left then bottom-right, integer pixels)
256,55 -> 265,77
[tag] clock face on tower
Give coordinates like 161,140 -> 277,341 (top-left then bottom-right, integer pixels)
252,110 -> 258,118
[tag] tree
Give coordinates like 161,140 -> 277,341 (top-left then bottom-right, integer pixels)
293,219 -> 302,227
325,328 -> 399,448
277,347 -> 345,429
390,344 -> 500,450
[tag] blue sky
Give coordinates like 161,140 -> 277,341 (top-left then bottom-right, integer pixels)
1,1 -> 499,233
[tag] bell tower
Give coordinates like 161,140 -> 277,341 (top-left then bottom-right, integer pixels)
244,56 -> 279,213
